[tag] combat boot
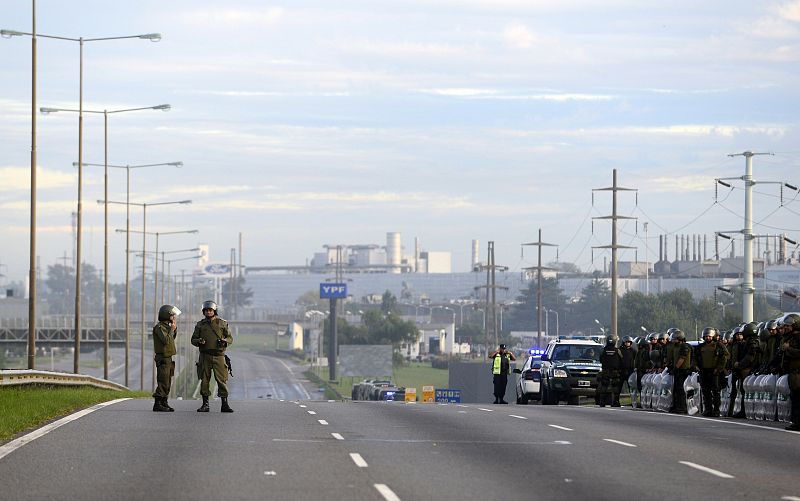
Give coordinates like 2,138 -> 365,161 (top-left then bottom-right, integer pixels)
197,396 -> 210,412
153,397 -> 170,412
161,398 -> 175,412
221,397 -> 234,413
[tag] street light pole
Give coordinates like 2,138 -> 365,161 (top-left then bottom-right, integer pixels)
16,29 -> 162,374
102,198 -> 191,389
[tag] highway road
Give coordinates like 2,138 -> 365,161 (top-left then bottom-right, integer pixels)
3,390 -> 800,500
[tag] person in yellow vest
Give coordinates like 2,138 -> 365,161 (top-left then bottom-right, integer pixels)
488,344 -> 516,404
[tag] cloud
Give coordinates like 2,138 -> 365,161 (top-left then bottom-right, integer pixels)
417,88 -> 615,101
503,23 -> 537,49
0,167 -> 74,192
197,191 -> 476,212
778,0 -> 800,22
648,176 -> 715,193
180,7 -> 284,27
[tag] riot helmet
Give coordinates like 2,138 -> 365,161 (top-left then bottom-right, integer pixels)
646,333 -> 658,343
778,313 -> 800,330
702,327 -> 718,340
202,300 -> 218,314
158,304 -> 181,322
766,319 -> 779,332
673,329 -> 686,341
741,322 -> 757,339
622,335 -> 634,345
657,332 -> 669,342
637,337 -> 649,348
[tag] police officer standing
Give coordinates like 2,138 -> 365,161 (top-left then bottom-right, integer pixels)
779,313 -> 800,431
671,330 -> 692,414
633,336 -> 651,408
488,343 -> 516,404
599,336 -> 623,407
191,300 -> 234,413
153,304 -> 181,412
731,322 -> 760,418
698,327 -> 725,417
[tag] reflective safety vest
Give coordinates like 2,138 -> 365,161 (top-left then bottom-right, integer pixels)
492,354 -> 509,375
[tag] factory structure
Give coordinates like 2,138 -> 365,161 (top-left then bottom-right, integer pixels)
230,232 -> 800,311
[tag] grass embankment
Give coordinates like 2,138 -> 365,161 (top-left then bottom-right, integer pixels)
0,384 -> 149,442
308,362 -> 449,400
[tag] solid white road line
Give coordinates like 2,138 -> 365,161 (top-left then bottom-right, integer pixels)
477,408 -> 494,412
375,484 -> 401,501
318,419 -> 329,425
509,415 -> 528,420
350,453 -> 368,467
0,398 -> 130,462
331,433 -> 344,440
299,405 -> 307,408
781,496 -> 800,501
548,424 -> 573,431
603,438 -> 637,448
679,461 -> 734,479
307,410 -> 317,415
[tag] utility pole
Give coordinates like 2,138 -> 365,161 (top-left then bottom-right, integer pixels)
592,169 -> 637,340
715,151 -> 797,323
522,229 -> 557,347
474,241 -> 508,351
644,222 -> 650,295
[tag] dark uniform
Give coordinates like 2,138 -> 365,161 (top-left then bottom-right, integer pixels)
192,300 -> 234,413
599,337 -> 623,407
152,304 -> 181,412
633,337 -> 651,408
671,330 -> 692,414
489,344 -> 515,404
778,314 -> 800,431
698,327 -> 725,416
620,336 -> 636,389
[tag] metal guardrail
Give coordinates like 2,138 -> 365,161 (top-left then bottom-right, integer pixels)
0,369 -> 129,392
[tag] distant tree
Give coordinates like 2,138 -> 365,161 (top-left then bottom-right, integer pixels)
295,289 -> 326,311
503,277 -> 568,333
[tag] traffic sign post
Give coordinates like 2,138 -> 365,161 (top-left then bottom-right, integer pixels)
320,283 -> 348,382
422,385 -> 435,403
404,387 -> 417,402
435,389 -> 462,403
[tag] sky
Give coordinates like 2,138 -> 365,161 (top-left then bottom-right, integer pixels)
2,0 -> 800,286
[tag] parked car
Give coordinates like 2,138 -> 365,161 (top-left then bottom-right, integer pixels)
514,355 -> 542,404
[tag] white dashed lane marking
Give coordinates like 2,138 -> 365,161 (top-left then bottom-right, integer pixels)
477,408 -> 494,412
307,411 -> 317,415
679,461 -> 734,479
331,433 -> 344,440
350,453 -> 368,467
548,424 -> 573,431
375,484 -> 401,501
603,438 -> 637,448
318,420 -> 329,425
509,415 -> 527,420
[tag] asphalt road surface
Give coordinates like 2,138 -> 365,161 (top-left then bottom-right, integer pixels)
3,391 -> 800,500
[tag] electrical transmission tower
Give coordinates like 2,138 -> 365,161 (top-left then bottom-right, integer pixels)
715,151 -> 798,323
592,169 -> 637,340
522,228 -> 557,347
474,241 -> 507,351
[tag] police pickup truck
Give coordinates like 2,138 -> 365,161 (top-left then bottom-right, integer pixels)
539,338 -> 604,405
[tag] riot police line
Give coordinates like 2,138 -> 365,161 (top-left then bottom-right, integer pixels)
595,312 -> 800,431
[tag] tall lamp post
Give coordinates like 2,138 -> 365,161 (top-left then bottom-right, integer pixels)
43,104 -> 170,380
2,17 -> 159,372
82,161 -> 181,386
13,28 -> 161,374
101,199 -> 191,390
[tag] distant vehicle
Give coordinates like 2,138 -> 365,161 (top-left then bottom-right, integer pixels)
513,355 -> 542,404
539,338 -> 603,405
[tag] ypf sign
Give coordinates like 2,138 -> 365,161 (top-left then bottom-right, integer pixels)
320,283 -> 348,299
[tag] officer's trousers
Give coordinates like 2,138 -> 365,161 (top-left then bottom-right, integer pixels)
198,352 -> 229,398
153,355 -> 174,398
699,369 -> 719,415
493,374 -> 508,402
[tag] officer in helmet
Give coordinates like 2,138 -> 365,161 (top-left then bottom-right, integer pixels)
598,336 -> 623,407
633,336 -> 651,408
191,300 -> 235,413
730,322 -> 760,418
762,319 -> 782,374
698,327 -> 724,416
778,313 -> 800,430
620,336 -> 636,395
670,329 -> 692,414
153,304 -> 181,412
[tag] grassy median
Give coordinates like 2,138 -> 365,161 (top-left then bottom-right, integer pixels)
0,384 -> 149,442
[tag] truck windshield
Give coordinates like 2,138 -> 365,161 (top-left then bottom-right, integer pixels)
551,345 -> 601,362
